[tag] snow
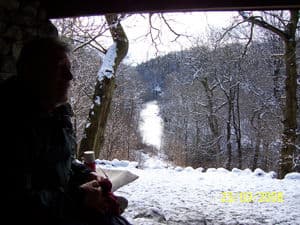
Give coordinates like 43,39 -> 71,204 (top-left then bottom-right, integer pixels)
142,155 -> 168,169
139,101 -> 163,150
97,42 -> 117,82
154,85 -> 162,93
285,172 -> 300,180
96,157 -> 300,225
94,96 -> 101,105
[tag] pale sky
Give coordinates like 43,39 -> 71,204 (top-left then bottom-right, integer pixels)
53,11 -> 238,64
122,11 -> 238,64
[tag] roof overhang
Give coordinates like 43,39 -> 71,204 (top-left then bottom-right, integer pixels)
40,0 -> 300,19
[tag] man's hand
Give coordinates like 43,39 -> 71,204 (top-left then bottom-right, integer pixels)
80,179 -> 119,215
88,171 -> 105,182
80,180 -> 107,214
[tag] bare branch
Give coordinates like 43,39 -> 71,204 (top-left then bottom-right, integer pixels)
72,33 -> 107,53
216,19 -> 249,44
71,38 -> 106,53
241,21 -> 254,58
71,22 -> 108,53
239,11 -> 289,40
160,13 -> 181,42
263,11 -> 289,27
148,13 -> 161,54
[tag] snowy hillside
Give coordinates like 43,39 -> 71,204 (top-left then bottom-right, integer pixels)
97,157 -> 300,225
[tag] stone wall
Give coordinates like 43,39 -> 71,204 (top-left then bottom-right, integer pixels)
0,0 -> 58,81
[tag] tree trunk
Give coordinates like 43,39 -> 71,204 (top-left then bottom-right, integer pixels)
279,37 -> 298,178
184,117 -> 189,166
278,10 -> 298,179
238,9 -> 299,179
262,140 -> 269,171
78,14 -> 129,159
201,77 -> 221,163
233,84 -> 242,169
225,90 -> 233,170
252,120 -> 261,171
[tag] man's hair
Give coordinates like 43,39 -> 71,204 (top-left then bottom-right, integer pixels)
17,37 -> 70,77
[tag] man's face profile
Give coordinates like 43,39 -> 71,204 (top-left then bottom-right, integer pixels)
41,49 -> 73,108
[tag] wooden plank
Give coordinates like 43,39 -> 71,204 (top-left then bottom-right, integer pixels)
40,0 -> 300,18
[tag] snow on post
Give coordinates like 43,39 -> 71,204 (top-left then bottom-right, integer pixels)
94,96 -> 101,105
97,42 -> 117,82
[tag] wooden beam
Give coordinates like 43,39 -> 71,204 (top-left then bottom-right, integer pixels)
40,0 -> 300,18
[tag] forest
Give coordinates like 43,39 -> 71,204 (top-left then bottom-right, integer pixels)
52,10 -> 300,179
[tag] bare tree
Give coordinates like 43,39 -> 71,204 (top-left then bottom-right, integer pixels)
79,14 -> 129,158
200,77 -> 221,164
238,10 -> 299,178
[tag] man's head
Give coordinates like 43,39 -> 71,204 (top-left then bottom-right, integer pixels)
17,37 -> 73,111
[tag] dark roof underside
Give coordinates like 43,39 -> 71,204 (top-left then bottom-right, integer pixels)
40,0 -> 300,19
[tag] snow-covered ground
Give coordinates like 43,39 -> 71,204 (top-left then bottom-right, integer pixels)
97,157 -> 300,225
139,100 -> 163,150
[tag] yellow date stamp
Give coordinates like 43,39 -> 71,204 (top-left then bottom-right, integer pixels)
220,191 -> 284,203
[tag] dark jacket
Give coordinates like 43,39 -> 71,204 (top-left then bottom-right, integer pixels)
0,77 -> 131,225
